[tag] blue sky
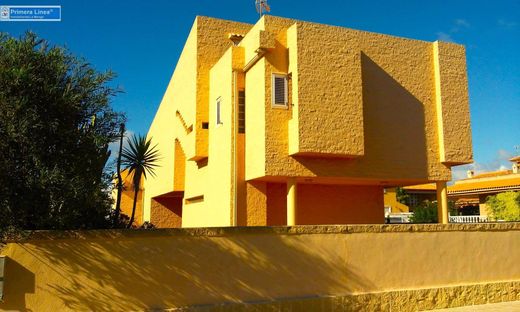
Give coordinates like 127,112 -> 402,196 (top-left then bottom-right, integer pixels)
1,0 -> 519,180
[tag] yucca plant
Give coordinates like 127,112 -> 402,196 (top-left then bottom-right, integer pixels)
121,135 -> 160,228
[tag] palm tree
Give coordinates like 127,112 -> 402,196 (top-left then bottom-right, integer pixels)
121,134 -> 160,228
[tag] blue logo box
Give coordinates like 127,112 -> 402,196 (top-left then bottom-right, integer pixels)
0,5 -> 61,21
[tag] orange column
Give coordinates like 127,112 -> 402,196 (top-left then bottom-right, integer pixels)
436,181 -> 449,224
287,178 -> 297,226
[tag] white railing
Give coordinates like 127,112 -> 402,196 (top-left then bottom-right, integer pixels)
385,213 -> 490,224
386,213 -> 413,223
449,215 -> 488,223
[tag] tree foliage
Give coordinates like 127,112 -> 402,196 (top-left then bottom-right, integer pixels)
409,200 -> 438,223
0,32 -> 125,231
396,187 -> 410,206
486,191 -> 520,221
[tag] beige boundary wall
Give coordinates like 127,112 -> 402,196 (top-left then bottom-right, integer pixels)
0,223 -> 519,311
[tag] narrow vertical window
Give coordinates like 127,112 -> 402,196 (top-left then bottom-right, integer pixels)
238,90 -> 245,133
216,97 -> 222,125
272,73 -> 288,108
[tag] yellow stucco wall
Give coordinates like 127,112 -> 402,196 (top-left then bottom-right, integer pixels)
245,15 -> 472,183
143,16 -> 252,223
143,20 -> 197,222
244,58 -> 267,180
183,47 -> 235,227
287,22 -> 364,158
1,224 -> 518,311
433,41 -> 473,165
298,184 -> 384,224
194,18 -> 253,161
260,183 -> 384,225
173,139 -> 186,191
384,188 -> 410,213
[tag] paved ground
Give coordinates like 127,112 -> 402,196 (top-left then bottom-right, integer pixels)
424,301 -> 520,311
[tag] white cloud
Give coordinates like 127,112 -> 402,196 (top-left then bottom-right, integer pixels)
436,32 -> 454,42
498,19 -> 518,29
437,18 -> 471,43
455,19 -> 470,28
451,149 -> 515,181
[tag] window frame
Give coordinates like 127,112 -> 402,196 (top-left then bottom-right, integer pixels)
216,96 -> 223,126
271,73 -> 288,108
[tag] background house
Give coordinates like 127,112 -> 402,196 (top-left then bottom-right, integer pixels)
383,156 -> 520,218
449,156 -> 520,217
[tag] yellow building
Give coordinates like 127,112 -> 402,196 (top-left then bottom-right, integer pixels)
384,184 -> 437,214
143,15 -> 472,227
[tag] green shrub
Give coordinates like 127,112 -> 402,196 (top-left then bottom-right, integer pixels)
409,199 -> 458,223
410,200 -> 438,223
486,191 -> 520,221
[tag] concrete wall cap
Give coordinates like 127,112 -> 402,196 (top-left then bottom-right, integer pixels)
2,223 -> 519,242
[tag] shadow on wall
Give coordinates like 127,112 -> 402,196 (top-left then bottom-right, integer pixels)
1,231 -> 375,310
293,53 -> 428,180
360,53 -> 428,178
151,196 -> 182,228
1,257 -> 35,311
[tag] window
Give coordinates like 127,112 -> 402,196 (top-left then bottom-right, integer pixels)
216,97 -> 222,125
272,73 -> 288,107
238,90 -> 245,133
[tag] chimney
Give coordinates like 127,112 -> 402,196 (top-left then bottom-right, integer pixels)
466,170 -> 474,178
509,156 -> 520,174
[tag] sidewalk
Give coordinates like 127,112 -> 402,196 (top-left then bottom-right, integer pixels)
424,301 -> 520,311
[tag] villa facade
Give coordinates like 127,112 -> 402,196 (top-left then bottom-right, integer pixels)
142,15 -> 472,227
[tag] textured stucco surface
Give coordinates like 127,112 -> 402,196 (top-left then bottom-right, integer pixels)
433,41 -> 473,165
1,223 -> 518,311
288,22 -> 364,157
150,197 -> 182,228
174,281 -> 520,311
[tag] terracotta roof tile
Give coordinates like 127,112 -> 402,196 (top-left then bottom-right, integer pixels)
448,176 -> 520,194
